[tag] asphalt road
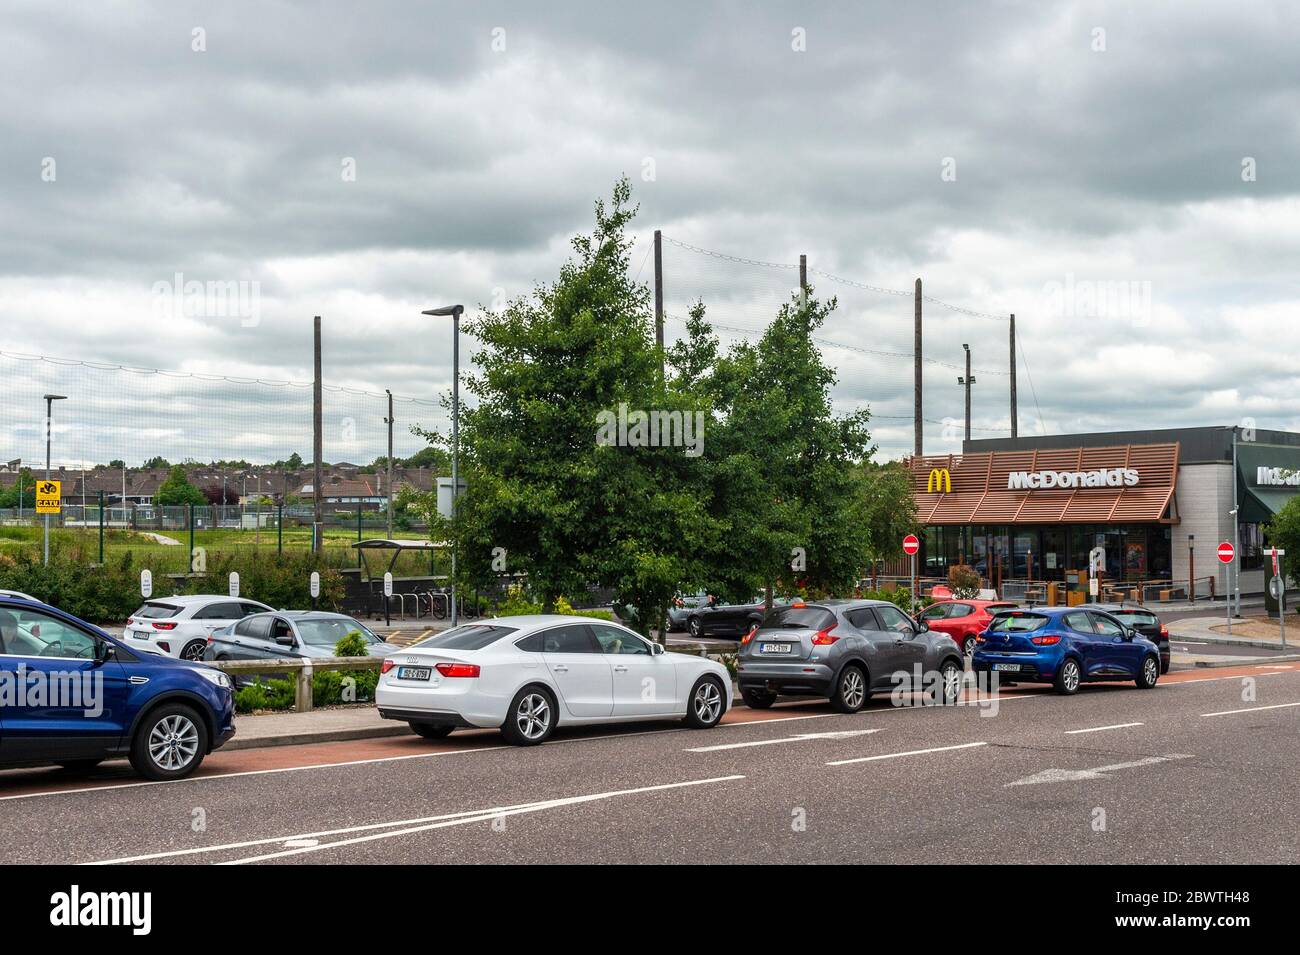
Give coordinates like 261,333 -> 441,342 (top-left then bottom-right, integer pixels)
2,661 -> 1297,865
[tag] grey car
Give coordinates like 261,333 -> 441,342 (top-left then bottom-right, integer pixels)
735,599 -> 965,711
203,611 -> 401,672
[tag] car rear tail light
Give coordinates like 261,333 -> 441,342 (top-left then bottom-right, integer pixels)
380,659 -> 396,674
435,662 -> 480,678
791,600 -> 806,609
1031,634 -> 1062,646
152,621 -> 177,630
975,633 -> 987,644
811,626 -> 839,646
1159,625 -> 1169,637
741,626 -> 757,645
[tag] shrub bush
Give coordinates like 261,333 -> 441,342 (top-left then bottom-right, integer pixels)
334,629 -> 369,657
235,668 -> 382,713
0,547 -> 346,624
947,564 -> 982,599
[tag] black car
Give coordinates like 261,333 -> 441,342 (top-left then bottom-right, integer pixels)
1076,603 -> 1170,673
685,600 -> 766,639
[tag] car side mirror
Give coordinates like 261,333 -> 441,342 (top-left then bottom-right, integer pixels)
96,641 -> 116,663
651,642 -> 665,656
917,620 -> 930,633
275,634 -> 295,647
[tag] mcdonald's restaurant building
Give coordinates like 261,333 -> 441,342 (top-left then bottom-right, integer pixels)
906,426 -> 1300,600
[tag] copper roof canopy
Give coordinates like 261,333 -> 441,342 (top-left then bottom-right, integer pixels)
907,442 -> 1180,525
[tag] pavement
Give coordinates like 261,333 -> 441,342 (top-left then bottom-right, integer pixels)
2,659 -> 1299,864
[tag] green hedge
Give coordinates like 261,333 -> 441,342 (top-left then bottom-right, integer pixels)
0,547 -> 345,623
234,668 -> 380,714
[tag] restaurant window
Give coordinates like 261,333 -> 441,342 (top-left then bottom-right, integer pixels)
1239,523 -> 1265,571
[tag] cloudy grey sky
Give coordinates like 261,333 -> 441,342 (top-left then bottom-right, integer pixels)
3,0 -> 1299,469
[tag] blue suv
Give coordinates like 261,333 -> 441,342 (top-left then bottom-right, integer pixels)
0,597 -> 236,780
972,607 -> 1161,695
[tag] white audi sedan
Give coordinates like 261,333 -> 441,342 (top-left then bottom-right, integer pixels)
376,615 -> 732,745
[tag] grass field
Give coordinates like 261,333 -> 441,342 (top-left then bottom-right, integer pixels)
0,523 -> 446,576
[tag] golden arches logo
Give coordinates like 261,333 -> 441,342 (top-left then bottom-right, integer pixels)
925,468 -> 952,493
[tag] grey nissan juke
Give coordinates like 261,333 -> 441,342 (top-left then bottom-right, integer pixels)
736,599 -> 966,711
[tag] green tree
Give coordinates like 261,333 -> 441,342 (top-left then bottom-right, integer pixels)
1267,493 -> 1300,587
670,291 -> 893,600
0,468 -> 36,509
154,465 -> 207,507
142,456 -> 170,469
419,178 -> 713,635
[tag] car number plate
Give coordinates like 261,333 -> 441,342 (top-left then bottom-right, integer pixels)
993,663 -> 1020,672
760,643 -> 791,654
397,666 -> 432,681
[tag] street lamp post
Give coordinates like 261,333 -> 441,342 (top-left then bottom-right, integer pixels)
423,304 -> 464,626
957,344 -> 976,443
42,394 -> 67,565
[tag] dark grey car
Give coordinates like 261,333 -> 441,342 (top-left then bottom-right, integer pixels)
203,611 -> 401,671
735,599 -> 965,711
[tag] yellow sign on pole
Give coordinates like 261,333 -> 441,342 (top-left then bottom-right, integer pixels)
36,480 -> 62,514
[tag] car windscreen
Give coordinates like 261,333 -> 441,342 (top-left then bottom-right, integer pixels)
133,602 -> 180,619
1112,610 -> 1158,627
987,612 -> 1049,633
295,618 -> 381,647
413,624 -> 519,651
758,606 -> 836,631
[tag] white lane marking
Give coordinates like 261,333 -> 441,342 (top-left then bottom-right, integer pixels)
1064,722 -> 1145,735
827,741 -> 987,766
0,744 -> 509,803
1201,701 -> 1300,718
1260,665 -> 1296,670
89,774 -> 745,866
686,728 -> 882,752
86,798 -> 564,864
1007,754 -> 1193,787
217,774 -> 746,866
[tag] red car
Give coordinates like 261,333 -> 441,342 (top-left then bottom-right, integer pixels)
918,599 -> 1019,656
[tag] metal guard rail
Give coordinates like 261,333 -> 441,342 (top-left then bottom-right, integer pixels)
208,656 -> 383,713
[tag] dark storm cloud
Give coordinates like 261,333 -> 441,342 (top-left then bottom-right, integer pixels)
2,0 -> 1299,466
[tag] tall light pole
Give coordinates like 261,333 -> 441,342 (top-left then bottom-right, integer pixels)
957,344 -> 976,444
42,394 -> 67,565
422,304 -> 464,626
384,389 -> 395,540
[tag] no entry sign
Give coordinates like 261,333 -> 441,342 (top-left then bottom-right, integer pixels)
902,534 -> 920,556
1217,541 -> 1235,564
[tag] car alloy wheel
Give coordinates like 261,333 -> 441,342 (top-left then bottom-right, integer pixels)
940,662 -> 962,705
515,692 -> 551,741
839,667 -> 865,710
693,680 -> 723,724
1141,656 -> 1159,688
962,635 -> 977,656
1061,659 -> 1080,694
180,640 -> 207,661
688,616 -> 701,639
148,713 -> 200,772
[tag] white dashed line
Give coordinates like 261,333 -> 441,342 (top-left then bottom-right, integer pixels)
827,741 -> 987,766
1064,722 -> 1145,735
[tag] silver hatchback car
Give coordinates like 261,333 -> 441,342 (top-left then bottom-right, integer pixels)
735,599 -> 965,711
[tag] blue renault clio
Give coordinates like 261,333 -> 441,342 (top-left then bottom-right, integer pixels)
0,597 -> 235,780
971,607 -> 1162,695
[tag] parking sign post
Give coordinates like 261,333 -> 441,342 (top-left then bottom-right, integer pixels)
902,534 -> 920,613
1218,541 -> 1235,636
1268,547 -> 1286,649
